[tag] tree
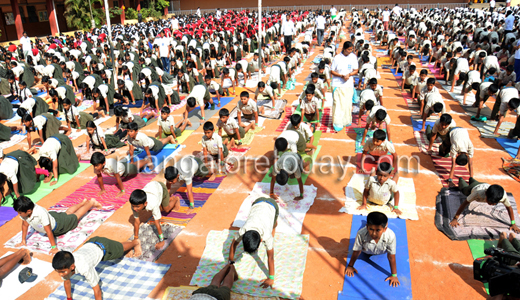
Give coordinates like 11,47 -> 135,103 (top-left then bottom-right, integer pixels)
64,0 -> 104,30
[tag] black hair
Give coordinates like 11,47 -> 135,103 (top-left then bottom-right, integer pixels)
52,251 -> 75,270
290,113 -> 302,126
164,166 -> 179,181
439,114 -> 452,125
368,78 -> 378,85
364,100 -> 375,111
375,109 -> 387,121
127,122 -> 139,131
488,84 -> 499,94
433,102 -> 444,113
366,211 -> 388,227
419,69 -> 428,76
242,230 -> 261,253
275,137 -> 288,151
486,185 -> 505,204
378,161 -> 392,174
311,72 -> 319,79
373,129 -> 387,141
508,98 -> 520,110
427,78 -> 436,85
276,169 -> 289,185
455,153 -> 468,166
270,82 -> 278,89
38,156 -> 53,172
13,196 -> 35,213
471,82 -> 480,90
161,106 -> 171,114
459,72 -> 468,81
17,107 -> 28,117
409,64 -> 416,72
114,105 -> 125,117
129,189 -> 147,205
219,108 -> 230,117
187,97 -> 196,107
240,91 -> 249,98
203,121 -> 214,131
257,81 -> 266,88
90,152 -> 106,166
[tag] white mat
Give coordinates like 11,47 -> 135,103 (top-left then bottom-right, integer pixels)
232,182 -> 317,234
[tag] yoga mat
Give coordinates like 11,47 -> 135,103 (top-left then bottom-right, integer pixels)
468,239 -> 498,260
240,126 -> 264,146
2,163 -> 91,208
0,206 -> 18,227
185,97 -> 235,131
130,222 -> 183,262
190,230 -> 308,299
502,158 -> 520,183
275,106 -> 295,132
340,174 -> 419,220
338,215 -> 412,300
162,286 -> 280,300
5,209 -> 115,254
161,175 -> 225,226
431,156 -> 470,188
233,183 -> 318,234
391,68 -> 403,77
0,252 -> 54,300
355,153 -> 393,175
114,99 -> 144,108
258,99 -> 287,119
176,129 -> 194,144
411,119 -> 436,132
47,258 -> 171,300
413,131 -> 441,155
435,189 -> 520,240
134,143 -> 182,173
354,127 -> 386,153
0,134 -> 26,149
496,137 -> 520,158
469,120 -> 515,139
50,173 -> 157,209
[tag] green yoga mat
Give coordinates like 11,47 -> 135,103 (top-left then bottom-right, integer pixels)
3,163 -> 91,207
261,130 -> 322,185
294,104 -> 322,123
468,239 -> 498,294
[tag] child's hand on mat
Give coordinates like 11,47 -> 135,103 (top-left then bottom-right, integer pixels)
510,224 -> 520,233
116,190 -> 125,197
392,208 -> 403,215
15,241 -> 26,247
357,204 -> 368,211
385,276 -> 400,287
360,141 -> 366,146
270,193 -> 280,201
98,189 -> 106,196
49,247 -> 59,255
260,278 -> 274,289
345,266 -> 357,277
294,195 -> 304,201
43,176 -> 52,183
155,241 -> 166,250
50,180 -> 57,186
76,129 -> 81,133
450,219 -> 460,228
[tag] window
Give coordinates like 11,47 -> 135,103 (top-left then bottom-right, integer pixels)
113,1 -> 119,8
27,6 -> 39,23
20,7 -> 27,24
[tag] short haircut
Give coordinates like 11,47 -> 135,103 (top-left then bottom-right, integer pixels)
257,81 -> 266,88
311,72 -> 319,79
13,196 -> 35,213
366,211 -> 388,227
203,121 -> 214,131
290,113 -> 301,126
368,78 -> 378,85
38,156 -> 53,172
90,152 -> 106,166
270,82 -> 278,89
433,102 -> 444,113
459,72 -> 468,81
187,97 -> 196,107
409,65 -> 416,72
129,189 -> 147,205
242,230 -> 261,253
275,137 -> 288,151
378,161 -> 392,173
375,109 -> 387,121
471,82 -> 480,90
364,100 -> 375,111
439,114 -> 452,125
508,98 -> 520,110
276,169 -> 289,185
219,108 -> 230,117
52,251 -> 75,270
455,153 -> 468,166
164,166 -> 179,181
486,185 -> 505,204
419,69 -> 428,76
488,84 -> 499,94
161,106 -> 171,114
127,122 -> 139,131
240,91 -> 249,98
427,78 -> 436,85
373,129 -> 387,141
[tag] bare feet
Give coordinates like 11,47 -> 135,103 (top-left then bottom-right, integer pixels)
90,199 -> 103,210
186,119 -> 193,127
509,233 -> 516,243
21,249 -> 32,265
133,239 -> 142,257
498,231 -> 508,248
208,174 -> 216,181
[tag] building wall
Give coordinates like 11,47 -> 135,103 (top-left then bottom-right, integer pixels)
180,0 -> 468,10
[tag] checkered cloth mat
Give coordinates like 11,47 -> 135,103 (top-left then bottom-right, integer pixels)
414,131 -> 441,154
275,107 -> 295,132
46,258 -> 170,300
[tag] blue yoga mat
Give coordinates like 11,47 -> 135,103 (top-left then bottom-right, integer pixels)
496,137 -> 520,158
420,55 -> 430,62
36,90 -> 47,97
114,99 -> 144,108
135,143 -> 180,172
313,57 -> 322,64
338,215 -> 412,300
192,96 -> 234,111
391,68 -> 403,77
411,119 -> 436,132
375,49 -> 387,53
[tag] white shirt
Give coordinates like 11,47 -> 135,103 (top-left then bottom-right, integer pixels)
365,176 -> 399,206
20,204 -> 56,234
217,117 -> 239,136
128,132 -> 155,149
0,156 -> 19,184
237,99 -> 258,115
158,115 -> 176,135
157,37 -> 170,58
40,136 -> 61,161
235,201 -> 276,250
382,10 -> 391,22
281,21 -> 295,36
70,243 -> 104,287
132,181 -> 165,220
330,7 -> 337,16
175,156 -> 199,185
20,36 -> 32,52
505,15 -> 515,31
449,128 -> 474,158
331,52 -> 359,88
188,85 -> 207,107
432,119 -> 457,136
363,139 -> 396,156
201,132 -> 224,155
316,16 -> 326,30
94,158 -> 125,177
467,184 -> 511,207
276,130 -> 300,154
353,227 -> 396,255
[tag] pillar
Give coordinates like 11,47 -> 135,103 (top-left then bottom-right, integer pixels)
119,0 -> 125,23
10,0 -> 23,39
46,0 -> 58,35
164,1 -> 169,16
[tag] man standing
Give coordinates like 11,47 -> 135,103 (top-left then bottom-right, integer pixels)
392,4 -> 402,17
382,7 -> 391,31
490,0 -> 495,13
20,31 -> 32,58
316,12 -> 326,46
171,15 -> 179,31
157,30 -> 171,74
197,7 -> 201,18
138,10 -> 142,23
281,16 -> 295,54
330,5 -> 337,20
330,41 -> 358,131
504,10 -> 515,42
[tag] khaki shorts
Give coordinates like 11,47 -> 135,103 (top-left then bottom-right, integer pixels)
50,212 -> 79,236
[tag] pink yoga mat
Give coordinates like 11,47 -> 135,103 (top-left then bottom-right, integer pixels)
51,174 -> 157,209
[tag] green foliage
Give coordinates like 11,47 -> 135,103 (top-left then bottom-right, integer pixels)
126,7 -> 138,20
156,0 -> 169,10
140,7 -> 162,20
110,7 -> 123,16
64,0 -> 105,30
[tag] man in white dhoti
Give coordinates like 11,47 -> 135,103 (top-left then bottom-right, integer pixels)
330,41 -> 359,131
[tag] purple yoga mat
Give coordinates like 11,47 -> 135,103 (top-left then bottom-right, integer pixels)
0,206 -> 18,227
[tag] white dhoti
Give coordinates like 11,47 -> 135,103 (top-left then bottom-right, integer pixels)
332,87 -> 354,130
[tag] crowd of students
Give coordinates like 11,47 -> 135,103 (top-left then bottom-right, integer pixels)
0,3 -> 519,299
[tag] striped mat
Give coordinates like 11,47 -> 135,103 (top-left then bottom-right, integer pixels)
431,156 -> 471,188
